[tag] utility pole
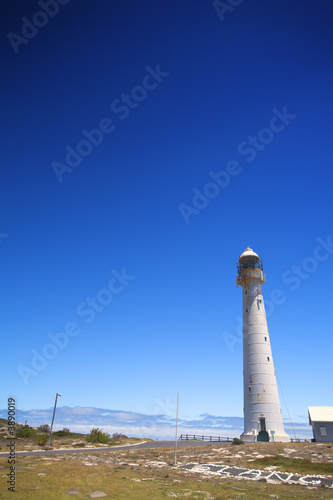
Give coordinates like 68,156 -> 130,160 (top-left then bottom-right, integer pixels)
47,393 -> 62,448
174,393 -> 179,466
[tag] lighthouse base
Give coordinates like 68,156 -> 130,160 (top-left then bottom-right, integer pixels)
240,431 -> 290,443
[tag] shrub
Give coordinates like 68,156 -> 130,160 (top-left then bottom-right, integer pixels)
17,428 -> 36,438
73,442 -> 86,447
112,433 -> 127,439
232,437 -> 244,445
36,435 -> 49,446
87,428 -> 110,444
62,427 -> 70,433
38,424 -> 50,433
53,430 -> 70,437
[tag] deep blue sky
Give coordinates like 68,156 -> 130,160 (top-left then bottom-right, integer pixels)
1,0 -> 332,433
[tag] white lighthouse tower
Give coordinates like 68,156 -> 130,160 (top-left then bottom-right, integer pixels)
236,247 -> 290,443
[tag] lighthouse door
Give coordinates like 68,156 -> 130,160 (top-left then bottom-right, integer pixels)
257,417 -> 269,442
259,417 -> 266,431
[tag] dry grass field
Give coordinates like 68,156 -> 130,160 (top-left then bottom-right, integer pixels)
1,441 -> 333,499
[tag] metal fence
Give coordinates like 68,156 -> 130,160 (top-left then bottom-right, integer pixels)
290,438 -> 312,443
178,434 -> 232,442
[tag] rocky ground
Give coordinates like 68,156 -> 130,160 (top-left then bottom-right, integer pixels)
61,441 -> 333,487
1,441 -> 333,499
68,441 -> 333,466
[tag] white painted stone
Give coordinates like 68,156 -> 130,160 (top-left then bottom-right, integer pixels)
89,492 -> 107,498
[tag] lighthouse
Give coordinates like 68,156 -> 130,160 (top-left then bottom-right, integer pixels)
236,247 -> 290,443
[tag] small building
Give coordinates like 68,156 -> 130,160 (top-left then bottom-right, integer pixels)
308,406 -> 333,442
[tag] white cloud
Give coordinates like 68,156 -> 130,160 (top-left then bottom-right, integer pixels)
0,406 -> 313,440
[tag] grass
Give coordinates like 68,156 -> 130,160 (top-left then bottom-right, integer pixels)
1,453 -> 332,500
0,423 -> 332,498
0,443 -> 333,499
251,455 -> 333,475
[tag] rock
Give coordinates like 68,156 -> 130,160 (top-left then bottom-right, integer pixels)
66,489 -> 79,495
89,491 -> 107,498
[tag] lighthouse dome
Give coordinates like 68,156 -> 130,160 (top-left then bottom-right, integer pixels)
239,247 -> 260,261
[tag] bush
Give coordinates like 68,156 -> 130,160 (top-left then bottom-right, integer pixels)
232,437 -> 244,445
112,433 -> 127,439
73,442 -> 86,447
87,428 -> 110,444
62,427 -> 70,433
17,428 -> 36,438
36,435 -> 49,446
53,430 -> 70,437
38,424 -> 50,433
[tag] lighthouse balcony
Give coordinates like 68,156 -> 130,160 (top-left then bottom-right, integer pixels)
236,269 -> 266,286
